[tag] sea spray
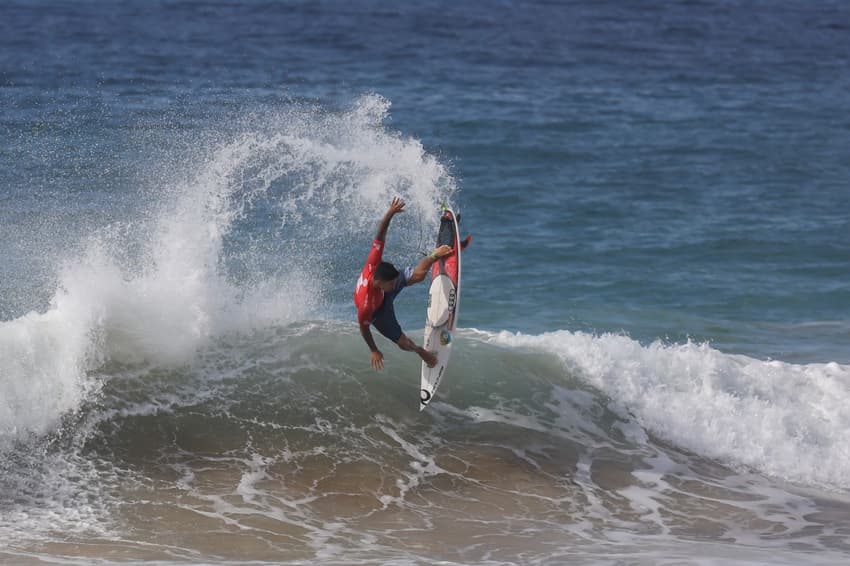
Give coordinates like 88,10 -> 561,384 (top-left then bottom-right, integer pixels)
0,94 -> 457,446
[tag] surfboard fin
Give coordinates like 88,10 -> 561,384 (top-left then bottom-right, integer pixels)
460,234 -> 471,250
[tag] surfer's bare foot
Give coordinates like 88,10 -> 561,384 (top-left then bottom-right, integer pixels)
422,351 -> 438,368
397,335 -> 437,367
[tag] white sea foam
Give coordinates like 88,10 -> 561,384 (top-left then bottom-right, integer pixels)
0,94 -> 454,448
483,329 -> 850,490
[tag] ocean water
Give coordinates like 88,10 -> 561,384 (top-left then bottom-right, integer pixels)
2,0 -> 850,564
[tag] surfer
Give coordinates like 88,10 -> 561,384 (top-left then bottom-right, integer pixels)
355,198 -> 453,371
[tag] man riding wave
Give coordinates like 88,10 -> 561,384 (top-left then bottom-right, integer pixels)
354,198 -> 453,370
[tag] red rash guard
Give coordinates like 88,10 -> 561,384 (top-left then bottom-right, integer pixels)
354,240 -> 385,326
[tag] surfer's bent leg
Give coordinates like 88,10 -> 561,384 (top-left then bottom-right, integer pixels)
397,334 -> 438,368
372,286 -> 436,367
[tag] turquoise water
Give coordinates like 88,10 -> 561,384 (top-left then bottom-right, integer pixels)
1,1 -> 849,564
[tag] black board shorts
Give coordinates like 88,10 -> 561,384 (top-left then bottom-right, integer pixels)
372,296 -> 402,343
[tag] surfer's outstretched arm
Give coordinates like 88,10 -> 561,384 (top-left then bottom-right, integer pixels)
375,197 -> 405,243
359,323 -> 384,370
407,245 -> 453,285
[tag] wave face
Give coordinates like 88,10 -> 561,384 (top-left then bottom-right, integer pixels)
485,330 -> 850,490
3,323 -> 850,565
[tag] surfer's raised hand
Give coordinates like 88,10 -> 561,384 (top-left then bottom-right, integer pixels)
388,197 -> 405,216
371,350 -> 384,371
376,198 -> 405,242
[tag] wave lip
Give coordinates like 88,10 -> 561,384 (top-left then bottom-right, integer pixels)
484,328 -> 850,491
0,94 -> 456,448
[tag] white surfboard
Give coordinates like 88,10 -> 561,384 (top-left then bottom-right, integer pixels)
420,206 -> 463,410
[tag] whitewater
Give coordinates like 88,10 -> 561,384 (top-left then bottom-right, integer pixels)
1,95 -> 448,446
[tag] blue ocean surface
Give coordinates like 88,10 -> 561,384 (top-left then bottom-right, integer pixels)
1,1 -> 849,565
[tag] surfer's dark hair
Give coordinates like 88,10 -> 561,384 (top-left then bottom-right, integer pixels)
375,262 -> 399,281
